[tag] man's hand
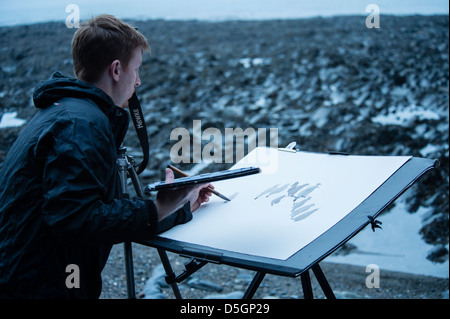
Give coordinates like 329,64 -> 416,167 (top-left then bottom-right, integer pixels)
154,168 -> 212,221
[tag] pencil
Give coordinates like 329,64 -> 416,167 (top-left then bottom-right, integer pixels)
167,164 -> 231,201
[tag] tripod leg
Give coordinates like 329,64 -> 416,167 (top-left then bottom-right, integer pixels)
301,270 -> 314,299
124,241 -> 136,299
242,272 -> 266,299
157,248 -> 182,299
117,149 -> 136,299
312,264 -> 336,299
127,159 -> 145,198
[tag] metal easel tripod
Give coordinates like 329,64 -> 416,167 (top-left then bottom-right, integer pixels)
117,146 -> 144,299
117,147 -> 188,299
116,91 -> 149,299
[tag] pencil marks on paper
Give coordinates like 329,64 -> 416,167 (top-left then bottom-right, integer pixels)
254,182 -> 320,222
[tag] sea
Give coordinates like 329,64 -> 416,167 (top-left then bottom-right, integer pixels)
0,0 -> 448,26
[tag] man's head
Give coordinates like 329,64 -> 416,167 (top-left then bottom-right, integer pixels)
72,15 -> 150,107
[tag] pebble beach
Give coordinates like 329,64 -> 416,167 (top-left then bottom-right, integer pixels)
0,15 -> 448,299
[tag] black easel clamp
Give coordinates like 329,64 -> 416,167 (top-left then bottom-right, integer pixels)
164,272 -> 177,285
172,258 -> 208,284
367,216 -> 382,232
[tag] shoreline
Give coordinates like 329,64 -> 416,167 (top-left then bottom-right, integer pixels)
1,13 -> 449,28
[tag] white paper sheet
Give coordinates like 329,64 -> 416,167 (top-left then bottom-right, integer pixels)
160,147 -> 411,260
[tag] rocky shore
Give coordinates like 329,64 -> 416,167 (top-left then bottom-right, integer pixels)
99,243 -> 448,299
1,15 -> 448,298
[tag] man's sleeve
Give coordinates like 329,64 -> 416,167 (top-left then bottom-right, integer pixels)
39,119 -> 158,245
156,202 -> 193,234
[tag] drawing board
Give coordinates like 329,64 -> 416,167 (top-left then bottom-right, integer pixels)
159,147 -> 412,260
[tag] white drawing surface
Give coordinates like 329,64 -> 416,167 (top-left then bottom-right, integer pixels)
160,147 -> 411,260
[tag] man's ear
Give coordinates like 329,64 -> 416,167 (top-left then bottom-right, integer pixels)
109,60 -> 121,82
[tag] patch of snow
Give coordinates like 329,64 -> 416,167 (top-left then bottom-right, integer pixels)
372,105 -> 440,126
419,144 -> 441,157
239,57 -> 271,68
0,111 -> 26,128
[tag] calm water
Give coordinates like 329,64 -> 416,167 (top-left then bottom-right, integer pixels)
0,0 -> 448,26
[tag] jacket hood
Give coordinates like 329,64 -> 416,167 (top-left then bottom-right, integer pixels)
33,71 -> 117,119
33,71 -> 129,148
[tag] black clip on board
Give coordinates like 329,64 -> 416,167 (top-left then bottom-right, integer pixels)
145,167 -> 261,192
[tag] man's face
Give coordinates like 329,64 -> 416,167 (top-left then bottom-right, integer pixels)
117,47 -> 142,108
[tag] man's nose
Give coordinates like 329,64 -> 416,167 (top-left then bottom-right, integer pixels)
135,74 -> 141,87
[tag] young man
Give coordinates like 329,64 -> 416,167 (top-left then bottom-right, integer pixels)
0,15 -> 211,298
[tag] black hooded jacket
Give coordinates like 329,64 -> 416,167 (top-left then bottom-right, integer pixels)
0,72 -> 191,298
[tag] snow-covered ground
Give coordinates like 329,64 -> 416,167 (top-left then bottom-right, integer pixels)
326,197 -> 449,278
